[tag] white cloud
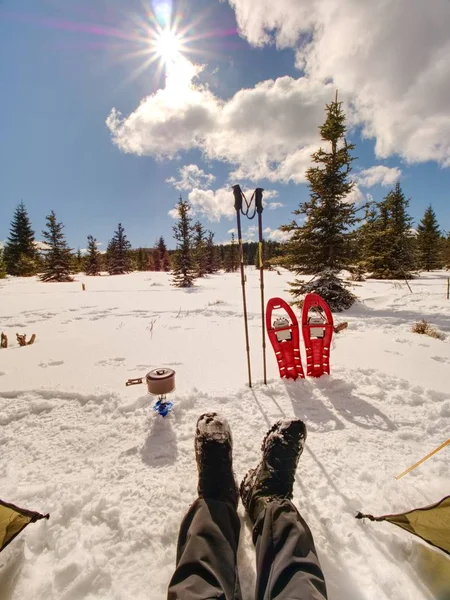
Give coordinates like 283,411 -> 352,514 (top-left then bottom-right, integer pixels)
268,201 -> 284,210
357,166 -> 401,188
344,185 -> 364,205
107,56 -> 333,183
264,227 -> 293,242
168,207 -> 180,219
228,0 -> 450,167
34,241 -> 51,251
167,164 -> 216,191
109,2 -> 450,183
167,186 -> 283,222
187,187 -> 236,222
228,228 -> 237,234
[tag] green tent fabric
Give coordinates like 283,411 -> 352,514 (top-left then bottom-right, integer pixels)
0,499 -> 49,552
356,495 -> 450,556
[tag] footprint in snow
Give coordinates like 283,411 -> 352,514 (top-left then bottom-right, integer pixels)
39,360 -> 64,368
96,357 -> 126,367
431,356 -> 450,364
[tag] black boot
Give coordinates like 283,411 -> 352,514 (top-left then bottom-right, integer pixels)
240,419 -> 307,522
195,412 -> 239,508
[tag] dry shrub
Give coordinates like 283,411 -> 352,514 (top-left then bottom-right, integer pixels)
411,320 -> 445,340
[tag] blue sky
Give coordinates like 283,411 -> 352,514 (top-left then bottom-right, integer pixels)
1,0 -> 450,251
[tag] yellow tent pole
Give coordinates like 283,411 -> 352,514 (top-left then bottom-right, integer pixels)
396,439 -> 450,480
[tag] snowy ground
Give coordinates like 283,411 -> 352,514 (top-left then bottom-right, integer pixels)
0,269 -> 449,600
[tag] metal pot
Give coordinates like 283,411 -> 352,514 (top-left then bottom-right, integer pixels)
146,368 -> 176,396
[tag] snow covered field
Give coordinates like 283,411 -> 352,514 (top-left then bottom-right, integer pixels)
0,269 -> 449,600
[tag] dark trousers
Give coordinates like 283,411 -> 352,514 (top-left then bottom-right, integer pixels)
167,498 -> 327,600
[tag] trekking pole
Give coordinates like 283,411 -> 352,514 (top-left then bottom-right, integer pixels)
254,188 -> 267,385
233,185 -> 252,388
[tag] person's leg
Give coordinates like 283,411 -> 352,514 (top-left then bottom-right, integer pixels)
240,420 -> 327,600
167,413 -> 242,600
168,497 -> 241,600
253,499 -> 327,600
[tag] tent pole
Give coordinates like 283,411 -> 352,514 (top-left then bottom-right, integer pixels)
396,438 -> 450,479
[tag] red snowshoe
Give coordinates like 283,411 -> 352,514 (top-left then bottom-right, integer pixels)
266,298 -> 305,380
301,294 -> 333,377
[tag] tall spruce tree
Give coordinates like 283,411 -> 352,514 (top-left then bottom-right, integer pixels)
136,248 -> 147,271
152,247 -> 161,271
223,232 -> 238,272
85,235 -> 102,276
416,205 -> 442,271
205,231 -> 218,274
443,232 -> 450,270
362,184 -> 415,278
193,221 -> 208,277
72,248 -> 84,273
40,211 -> 73,282
281,93 -> 358,310
4,201 -> 37,276
107,223 -> 131,275
158,236 -> 170,272
172,197 -> 196,287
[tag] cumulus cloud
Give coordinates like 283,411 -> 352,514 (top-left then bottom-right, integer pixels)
109,2 -> 450,185
107,55 -> 333,183
188,187 -> 236,222
34,241 -> 51,251
356,166 -> 401,188
268,201 -> 284,210
344,185 -> 364,205
167,164 -> 216,191
263,227 -> 293,242
168,186 -> 282,222
228,0 -> 450,167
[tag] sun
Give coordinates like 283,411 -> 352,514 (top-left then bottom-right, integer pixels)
154,29 -> 182,64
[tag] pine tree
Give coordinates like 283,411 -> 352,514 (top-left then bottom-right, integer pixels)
162,251 -> 171,272
194,221 -> 208,277
4,201 -> 37,276
152,247 -> 161,271
416,205 -> 442,271
158,236 -> 170,272
224,233 -> 238,272
137,248 -> 147,271
107,223 -> 132,275
0,247 -> 7,279
40,211 -> 74,282
443,233 -> 450,270
205,231 -> 218,274
281,93 -> 358,310
172,197 -> 196,287
357,201 -> 387,276
85,235 -> 102,276
362,184 -> 415,278
72,248 -> 84,273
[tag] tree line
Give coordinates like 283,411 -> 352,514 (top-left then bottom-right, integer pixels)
0,202 -> 282,283
0,206 -> 172,281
